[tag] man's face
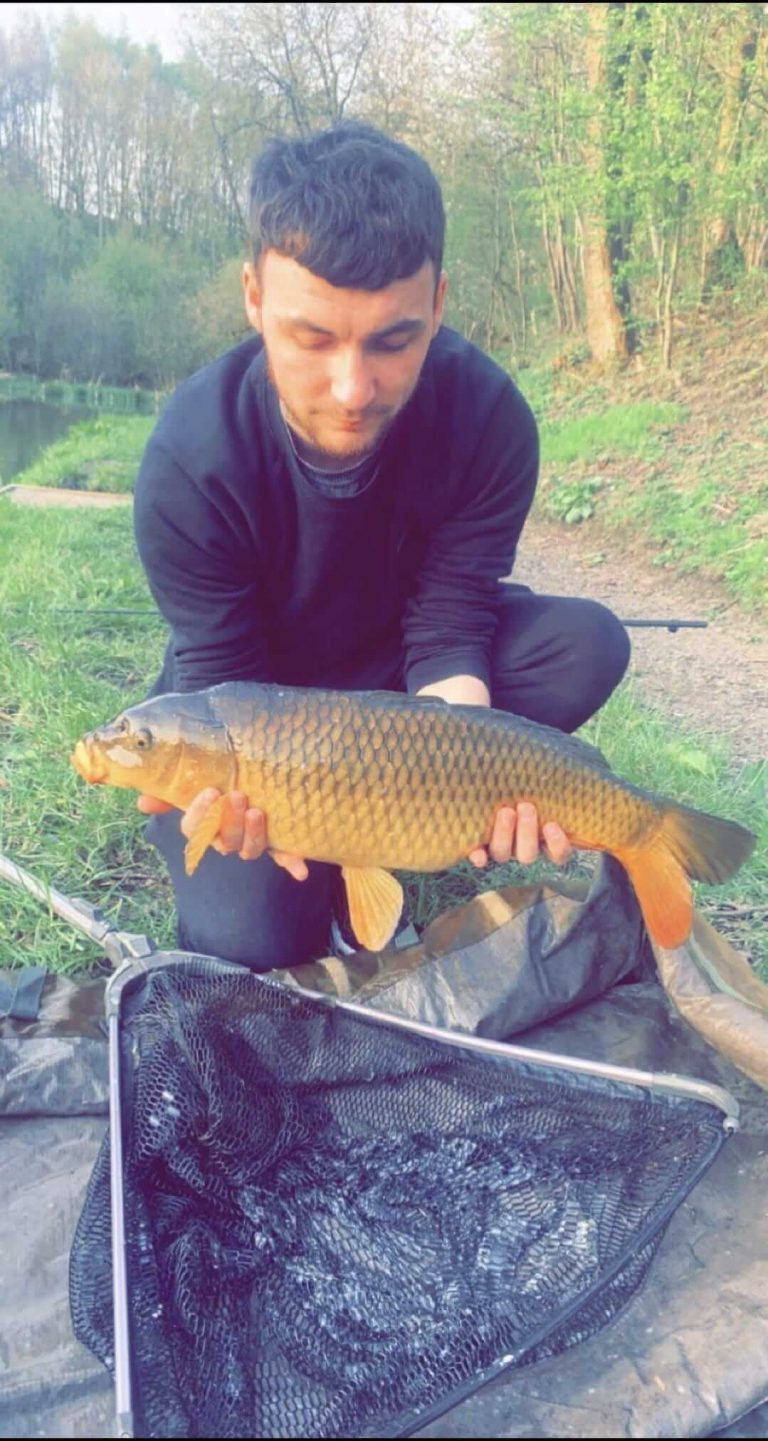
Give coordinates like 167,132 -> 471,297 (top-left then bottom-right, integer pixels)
243,250 -> 447,464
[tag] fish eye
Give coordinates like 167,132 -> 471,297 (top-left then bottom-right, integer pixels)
135,729 -> 153,750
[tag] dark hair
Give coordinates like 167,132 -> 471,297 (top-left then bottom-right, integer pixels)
248,122 -> 445,290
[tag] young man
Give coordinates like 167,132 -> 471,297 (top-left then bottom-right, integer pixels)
134,122 -> 630,970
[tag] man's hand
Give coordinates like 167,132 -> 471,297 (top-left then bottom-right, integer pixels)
137,790 -> 309,880
468,802 -> 572,870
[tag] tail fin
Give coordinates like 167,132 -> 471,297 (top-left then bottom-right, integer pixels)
615,804 -> 756,950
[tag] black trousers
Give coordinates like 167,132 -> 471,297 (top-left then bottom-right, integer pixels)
147,589 -> 630,970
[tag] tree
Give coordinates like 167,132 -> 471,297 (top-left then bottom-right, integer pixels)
581,3 -> 629,364
701,3 -> 763,297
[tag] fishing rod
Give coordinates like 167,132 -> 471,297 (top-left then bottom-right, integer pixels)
7,607 -> 710,632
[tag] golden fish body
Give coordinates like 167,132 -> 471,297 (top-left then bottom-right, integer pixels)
72,681 -> 756,952
198,686 -> 654,867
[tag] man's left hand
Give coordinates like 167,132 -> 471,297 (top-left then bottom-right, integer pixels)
468,802 -> 572,869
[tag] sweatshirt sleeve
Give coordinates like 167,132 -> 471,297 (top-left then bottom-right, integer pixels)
133,439 -> 271,692
403,382 -> 539,694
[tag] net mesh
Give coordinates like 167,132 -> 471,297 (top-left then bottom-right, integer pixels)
70,959 -> 726,1439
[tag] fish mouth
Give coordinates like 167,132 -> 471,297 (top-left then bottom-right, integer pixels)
71,739 -> 109,785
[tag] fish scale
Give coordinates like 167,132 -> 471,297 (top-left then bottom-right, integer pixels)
207,686 -> 657,871
72,680 -> 756,951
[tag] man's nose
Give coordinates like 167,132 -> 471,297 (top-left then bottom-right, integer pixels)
329,349 -> 376,410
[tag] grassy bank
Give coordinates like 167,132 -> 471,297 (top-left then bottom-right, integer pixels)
0,499 -> 764,976
10,414 -> 155,493
516,328 -> 767,614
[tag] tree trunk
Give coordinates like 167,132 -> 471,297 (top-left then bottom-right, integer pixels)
702,6 -> 759,298
582,3 -> 629,364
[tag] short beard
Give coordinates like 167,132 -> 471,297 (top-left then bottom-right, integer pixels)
265,350 -> 398,466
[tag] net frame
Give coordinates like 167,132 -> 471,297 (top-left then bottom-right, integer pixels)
73,951 -> 737,1440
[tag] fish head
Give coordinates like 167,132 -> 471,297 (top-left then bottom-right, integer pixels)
71,690 -> 234,805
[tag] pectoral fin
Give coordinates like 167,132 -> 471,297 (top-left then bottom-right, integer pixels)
341,866 -> 404,952
184,794 -> 229,876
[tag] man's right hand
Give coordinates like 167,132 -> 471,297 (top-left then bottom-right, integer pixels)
137,789 -> 309,880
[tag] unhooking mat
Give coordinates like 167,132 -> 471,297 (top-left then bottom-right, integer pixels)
2,858 -> 768,1438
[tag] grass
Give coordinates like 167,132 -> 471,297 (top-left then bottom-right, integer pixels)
0,498 -> 765,978
612,451 -> 768,609
519,342 -> 767,613
0,502 -> 174,969
539,400 -> 685,469
10,414 -> 155,493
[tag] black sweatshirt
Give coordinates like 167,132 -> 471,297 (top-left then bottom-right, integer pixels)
133,326 -> 539,696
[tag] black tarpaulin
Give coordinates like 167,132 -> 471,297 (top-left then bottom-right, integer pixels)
1,858 -> 767,1439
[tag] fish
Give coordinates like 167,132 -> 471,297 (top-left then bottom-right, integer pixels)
71,681 -> 756,953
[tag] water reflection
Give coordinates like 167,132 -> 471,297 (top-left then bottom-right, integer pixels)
0,398 -> 96,484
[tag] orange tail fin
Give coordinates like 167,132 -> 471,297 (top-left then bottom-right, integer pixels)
615,804 -> 756,950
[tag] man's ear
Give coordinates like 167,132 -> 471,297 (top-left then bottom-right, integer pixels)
242,262 -> 263,332
433,270 -> 448,335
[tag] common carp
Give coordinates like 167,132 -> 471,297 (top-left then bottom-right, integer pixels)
71,682 -> 755,952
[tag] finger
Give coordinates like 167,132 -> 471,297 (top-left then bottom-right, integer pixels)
514,802 -> 541,866
542,822 -> 572,866
137,794 -> 175,814
239,807 -> 268,861
180,787 -> 222,841
468,847 -> 487,869
216,791 -> 247,854
269,849 -> 309,882
489,806 -> 517,865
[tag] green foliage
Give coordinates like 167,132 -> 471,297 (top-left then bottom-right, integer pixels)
537,384 -> 767,613
0,374 -> 158,411
189,257 -> 252,362
0,182 -> 62,372
1,2 -> 767,382
540,476 -> 603,525
37,230 -> 213,388
540,400 -> 685,466
612,461 -> 768,610
12,414 -> 155,492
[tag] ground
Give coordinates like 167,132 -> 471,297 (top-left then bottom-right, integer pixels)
515,513 -> 767,764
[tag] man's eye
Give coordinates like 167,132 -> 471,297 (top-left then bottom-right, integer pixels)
372,338 -> 411,354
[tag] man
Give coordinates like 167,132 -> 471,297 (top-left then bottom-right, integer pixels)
134,122 -> 630,970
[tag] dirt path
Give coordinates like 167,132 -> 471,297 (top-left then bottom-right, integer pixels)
1,483 -> 131,508
515,517 -> 767,764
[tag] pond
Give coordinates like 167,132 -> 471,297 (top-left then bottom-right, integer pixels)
0,398 -> 95,484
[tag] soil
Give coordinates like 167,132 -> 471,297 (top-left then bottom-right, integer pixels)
2,483 -> 131,508
515,514 -> 767,764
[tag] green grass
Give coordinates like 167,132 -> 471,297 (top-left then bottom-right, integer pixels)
613,454 -> 768,609
0,499 -> 765,978
0,501 -> 174,969
11,414 -> 155,493
539,400 -> 684,468
520,371 -> 767,612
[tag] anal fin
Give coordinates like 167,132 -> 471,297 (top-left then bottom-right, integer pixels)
184,794 -> 229,876
341,866 -> 404,952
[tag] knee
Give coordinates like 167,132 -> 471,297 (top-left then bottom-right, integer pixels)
569,600 -> 631,692
491,594 -> 630,732
552,600 -> 630,728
